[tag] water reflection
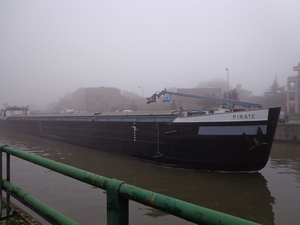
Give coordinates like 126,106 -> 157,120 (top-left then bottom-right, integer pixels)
270,142 -> 300,172
1,131 -> 300,224
261,141 -> 300,225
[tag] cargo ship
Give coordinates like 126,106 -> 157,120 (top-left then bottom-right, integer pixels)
0,89 -> 281,171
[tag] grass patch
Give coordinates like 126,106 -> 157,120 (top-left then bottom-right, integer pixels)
289,115 -> 300,121
0,201 -> 41,225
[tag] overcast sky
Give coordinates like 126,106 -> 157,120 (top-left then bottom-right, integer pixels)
1,0 -> 300,109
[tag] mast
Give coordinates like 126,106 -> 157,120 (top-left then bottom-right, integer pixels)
147,89 -> 263,109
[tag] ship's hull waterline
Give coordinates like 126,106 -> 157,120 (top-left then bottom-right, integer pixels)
0,107 -> 281,171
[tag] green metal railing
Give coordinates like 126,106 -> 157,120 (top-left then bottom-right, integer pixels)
0,144 -> 261,225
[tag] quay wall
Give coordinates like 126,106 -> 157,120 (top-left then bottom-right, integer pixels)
275,123 -> 300,142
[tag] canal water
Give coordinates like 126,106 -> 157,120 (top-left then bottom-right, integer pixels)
0,130 -> 299,225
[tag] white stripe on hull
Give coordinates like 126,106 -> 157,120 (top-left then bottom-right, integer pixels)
174,108 -> 269,123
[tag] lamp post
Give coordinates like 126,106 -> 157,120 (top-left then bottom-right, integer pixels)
225,68 -> 229,99
138,86 -> 144,98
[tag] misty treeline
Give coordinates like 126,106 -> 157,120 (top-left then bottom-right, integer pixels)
197,76 -> 286,108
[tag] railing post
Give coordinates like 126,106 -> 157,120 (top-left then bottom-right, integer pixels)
0,145 -> 14,218
6,152 -> 12,216
107,179 -> 128,225
0,144 -> 2,217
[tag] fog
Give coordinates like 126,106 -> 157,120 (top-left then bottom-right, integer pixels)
1,0 -> 300,109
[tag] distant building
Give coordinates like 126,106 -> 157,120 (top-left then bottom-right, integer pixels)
119,90 -> 139,111
287,62 -> 300,113
55,92 -> 73,111
72,87 -> 121,112
175,87 -> 223,109
55,86 -> 225,113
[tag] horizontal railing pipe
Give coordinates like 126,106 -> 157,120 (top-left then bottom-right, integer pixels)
2,180 -> 78,225
119,183 -> 260,225
1,145 -> 261,225
1,145 -> 111,189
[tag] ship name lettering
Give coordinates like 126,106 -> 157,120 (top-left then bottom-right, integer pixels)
233,114 -> 255,120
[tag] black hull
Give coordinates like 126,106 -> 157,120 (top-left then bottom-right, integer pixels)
0,107 -> 281,171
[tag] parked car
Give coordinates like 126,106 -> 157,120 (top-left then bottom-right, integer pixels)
279,111 -> 289,123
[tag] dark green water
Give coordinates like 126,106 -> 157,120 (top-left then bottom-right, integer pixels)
1,131 -> 299,225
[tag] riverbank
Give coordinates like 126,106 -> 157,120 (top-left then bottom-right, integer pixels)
275,122 -> 300,141
0,200 -> 41,225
